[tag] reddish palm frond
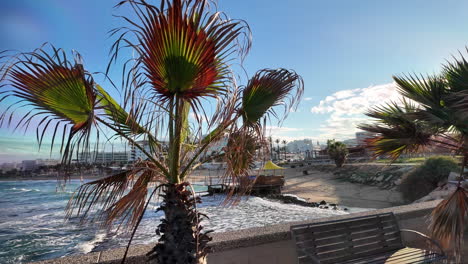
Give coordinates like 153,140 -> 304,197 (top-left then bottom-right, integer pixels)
241,68 -> 304,126
111,0 -> 250,103
429,187 -> 468,260
67,161 -> 167,229
66,170 -> 136,222
222,129 -> 261,202
0,45 -> 98,162
104,170 -> 154,230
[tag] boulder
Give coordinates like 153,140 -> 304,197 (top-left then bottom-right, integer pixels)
394,179 -> 402,186
448,171 -> 462,182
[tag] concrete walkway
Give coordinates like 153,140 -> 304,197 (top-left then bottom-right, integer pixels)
282,168 -> 404,208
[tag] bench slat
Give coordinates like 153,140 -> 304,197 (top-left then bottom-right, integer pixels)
292,214 -> 395,234
296,231 -> 401,255
294,221 -> 398,243
317,239 -> 402,261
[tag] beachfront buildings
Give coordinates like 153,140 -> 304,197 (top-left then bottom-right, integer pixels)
77,151 -> 131,165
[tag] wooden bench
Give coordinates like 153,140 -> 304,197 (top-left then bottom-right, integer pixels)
291,213 -> 446,264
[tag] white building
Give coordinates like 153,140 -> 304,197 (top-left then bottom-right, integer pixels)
36,159 -> 60,166
78,151 -> 130,164
131,140 -> 156,161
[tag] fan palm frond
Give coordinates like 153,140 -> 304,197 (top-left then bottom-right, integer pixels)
111,0 -> 250,104
359,101 -> 436,160
223,129 -> 259,201
429,187 -> 468,261
66,160 -> 167,230
444,48 -> 468,93
0,45 -> 98,162
241,68 -> 303,126
393,74 -> 447,109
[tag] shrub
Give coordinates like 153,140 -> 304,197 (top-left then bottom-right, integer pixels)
327,139 -> 348,168
399,156 -> 459,201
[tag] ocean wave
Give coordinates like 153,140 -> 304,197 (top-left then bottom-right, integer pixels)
76,233 -> 107,254
6,188 -> 40,192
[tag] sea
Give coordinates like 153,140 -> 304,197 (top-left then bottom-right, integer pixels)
0,180 -> 350,263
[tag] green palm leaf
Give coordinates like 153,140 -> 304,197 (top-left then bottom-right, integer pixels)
0,46 -> 97,161
111,0 -> 250,104
358,101 -> 436,159
241,68 -> 303,126
444,48 -> 468,93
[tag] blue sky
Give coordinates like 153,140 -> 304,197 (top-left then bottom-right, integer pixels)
2,0 -> 468,162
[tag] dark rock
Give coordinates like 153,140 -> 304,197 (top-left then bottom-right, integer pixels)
343,208 -> 348,211
303,170 -> 309,175
319,200 -> 327,205
264,194 -> 319,208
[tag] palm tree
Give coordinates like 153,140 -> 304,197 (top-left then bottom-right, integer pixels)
268,136 -> 274,160
359,51 -> 468,261
326,139 -> 348,168
275,138 -> 281,160
0,1 -> 303,263
282,139 -> 287,159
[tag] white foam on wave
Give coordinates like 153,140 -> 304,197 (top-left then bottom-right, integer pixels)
76,233 -> 107,254
7,188 -> 40,192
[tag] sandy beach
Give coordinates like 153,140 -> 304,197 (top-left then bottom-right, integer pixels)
281,167 -> 404,208
188,167 -> 404,209
1,166 -> 404,209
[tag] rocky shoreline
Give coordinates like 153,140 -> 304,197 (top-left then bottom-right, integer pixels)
309,164 -> 413,189
262,194 -> 349,211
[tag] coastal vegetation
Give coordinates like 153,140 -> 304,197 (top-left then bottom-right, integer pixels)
399,156 -> 459,202
359,51 -> 468,261
326,139 -> 348,167
0,0 -> 303,263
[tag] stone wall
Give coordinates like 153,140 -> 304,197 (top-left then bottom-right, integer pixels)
32,200 -> 452,264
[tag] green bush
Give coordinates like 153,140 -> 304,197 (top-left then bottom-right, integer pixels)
399,156 -> 459,201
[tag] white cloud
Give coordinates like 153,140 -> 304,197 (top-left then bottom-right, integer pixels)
311,82 -> 401,140
303,97 -> 313,101
266,126 -> 302,134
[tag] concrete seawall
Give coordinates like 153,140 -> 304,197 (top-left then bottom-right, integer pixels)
32,200 -> 453,264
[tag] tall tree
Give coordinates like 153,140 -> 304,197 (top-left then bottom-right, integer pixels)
282,139 -> 287,159
0,1 -> 303,263
359,51 -> 468,261
275,138 -> 281,160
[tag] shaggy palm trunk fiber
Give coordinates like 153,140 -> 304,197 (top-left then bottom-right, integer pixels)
147,183 -> 211,264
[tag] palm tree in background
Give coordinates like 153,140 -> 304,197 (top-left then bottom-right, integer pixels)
359,51 -> 468,261
282,139 -> 287,159
0,1 -> 303,263
326,139 -> 348,168
268,136 -> 274,160
275,138 -> 281,160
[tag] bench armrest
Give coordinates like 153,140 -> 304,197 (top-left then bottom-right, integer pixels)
399,229 -> 445,256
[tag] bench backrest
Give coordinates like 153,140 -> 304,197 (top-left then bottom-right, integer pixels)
291,213 -> 404,264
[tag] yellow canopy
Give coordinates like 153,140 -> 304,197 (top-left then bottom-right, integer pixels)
262,160 -> 284,170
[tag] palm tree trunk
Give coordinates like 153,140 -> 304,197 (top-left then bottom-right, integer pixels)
148,183 -> 210,264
